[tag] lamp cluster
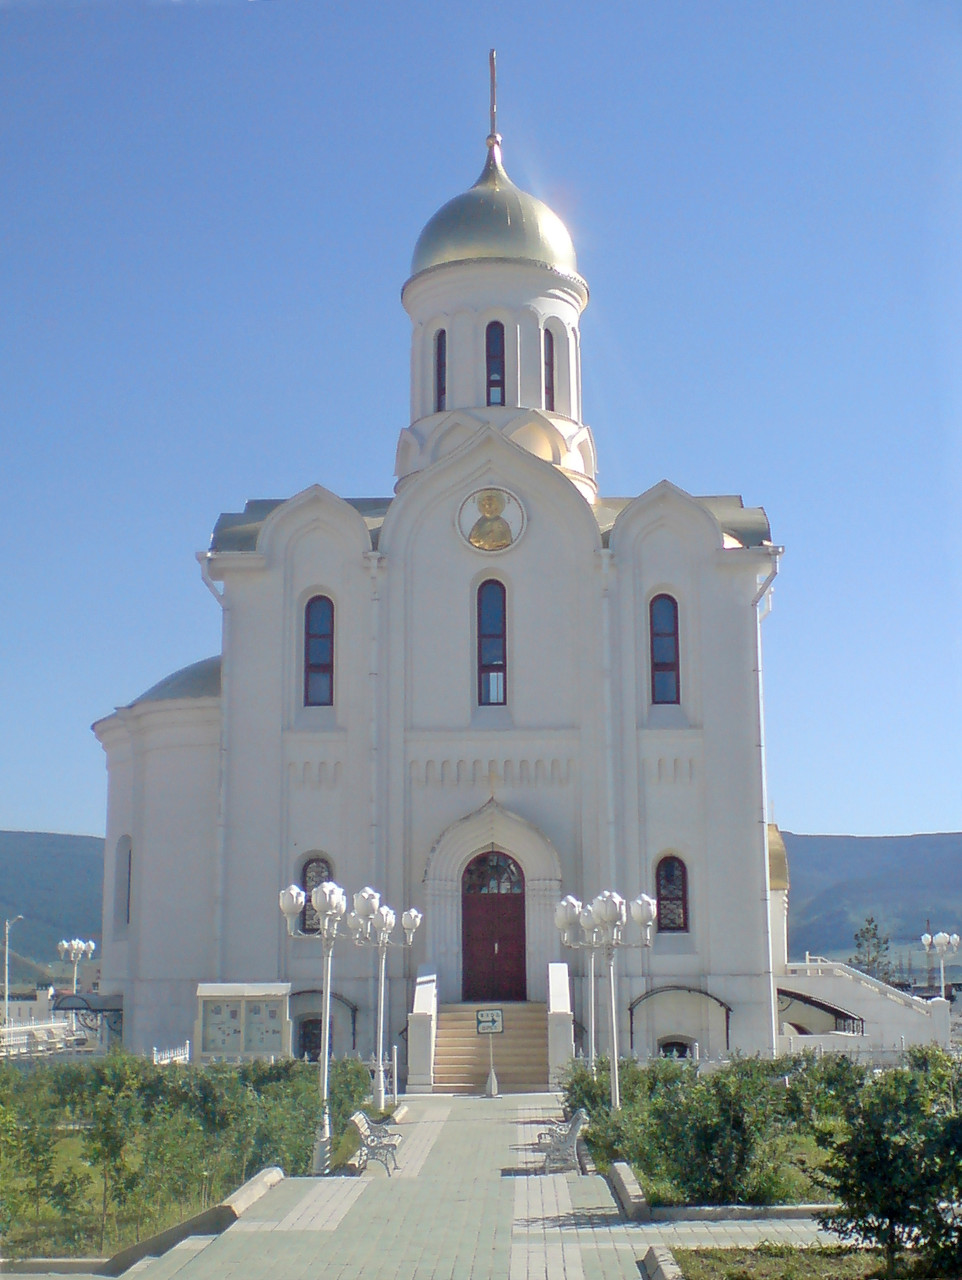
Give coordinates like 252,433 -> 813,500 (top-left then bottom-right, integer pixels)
554,889 -> 658,1112
278,878 -> 422,1172
921,930 -> 960,996
58,938 -> 96,966
555,891 -> 657,949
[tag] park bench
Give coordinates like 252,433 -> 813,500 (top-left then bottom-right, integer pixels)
349,1110 -> 402,1176
536,1108 -> 587,1174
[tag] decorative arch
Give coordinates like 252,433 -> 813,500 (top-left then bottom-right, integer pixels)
608,479 -> 726,558
254,482 -> 372,563
289,988 -> 358,1057
421,799 -> 563,1004
629,985 -> 732,1057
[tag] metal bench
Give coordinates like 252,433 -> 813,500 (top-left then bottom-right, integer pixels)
536,1108 -> 587,1174
349,1110 -> 402,1176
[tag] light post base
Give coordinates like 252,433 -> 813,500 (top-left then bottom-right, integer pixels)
312,1130 -> 331,1177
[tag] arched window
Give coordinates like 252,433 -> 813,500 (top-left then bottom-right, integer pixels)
477,579 -> 507,706
656,855 -> 688,932
300,855 -> 333,934
486,321 -> 505,406
304,595 -> 334,706
435,328 -> 447,413
543,328 -> 555,412
650,594 -> 680,704
462,852 -> 524,895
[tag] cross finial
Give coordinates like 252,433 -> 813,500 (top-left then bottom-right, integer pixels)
489,48 -> 498,141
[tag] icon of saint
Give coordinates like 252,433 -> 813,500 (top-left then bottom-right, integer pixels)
469,489 -> 513,551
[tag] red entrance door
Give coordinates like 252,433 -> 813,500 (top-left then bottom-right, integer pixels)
461,852 -> 526,1002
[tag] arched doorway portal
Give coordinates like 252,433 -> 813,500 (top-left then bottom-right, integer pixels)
461,852 -> 526,1001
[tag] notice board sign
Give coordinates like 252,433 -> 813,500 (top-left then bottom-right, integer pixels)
476,1008 -> 503,1035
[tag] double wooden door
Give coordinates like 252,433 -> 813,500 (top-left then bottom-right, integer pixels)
461,852 -> 527,1002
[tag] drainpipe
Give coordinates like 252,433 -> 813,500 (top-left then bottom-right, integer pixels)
198,552 -> 228,981
751,545 -> 783,611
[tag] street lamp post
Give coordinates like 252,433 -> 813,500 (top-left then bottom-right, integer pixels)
346,888 -> 422,1113
555,890 -> 657,1112
57,937 -> 95,1033
4,915 -> 24,1029
58,937 -> 96,995
280,880 -> 347,1175
921,930 -> 960,997
279,880 -> 422,1171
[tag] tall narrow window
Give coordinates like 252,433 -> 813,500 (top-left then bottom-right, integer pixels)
486,321 -> 505,406
125,844 -> 132,925
477,579 -> 507,705
114,836 -> 132,933
435,328 -> 447,412
304,595 -> 334,706
650,594 -> 680,704
300,855 -> 333,934
656,855 -> 688,932
543,328 -> 555,412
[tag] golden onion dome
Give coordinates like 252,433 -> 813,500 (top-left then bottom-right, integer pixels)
410,136 -> 578,278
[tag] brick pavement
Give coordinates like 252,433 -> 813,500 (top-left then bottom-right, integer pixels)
105,1094 -> 837,1280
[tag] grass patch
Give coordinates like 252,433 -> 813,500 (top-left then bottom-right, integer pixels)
674,1244 -> 959,1280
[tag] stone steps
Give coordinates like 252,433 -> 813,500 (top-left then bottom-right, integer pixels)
433,1002 -> 548,1093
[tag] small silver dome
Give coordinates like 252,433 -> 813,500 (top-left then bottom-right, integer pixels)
410,138 -> 578,278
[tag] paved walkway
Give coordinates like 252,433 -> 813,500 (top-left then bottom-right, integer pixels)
124,1094 -> 836,1280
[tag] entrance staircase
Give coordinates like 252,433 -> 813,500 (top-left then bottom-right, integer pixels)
433,1002 -> 549,1094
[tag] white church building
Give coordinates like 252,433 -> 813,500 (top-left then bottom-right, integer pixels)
94,109 -> 948,1076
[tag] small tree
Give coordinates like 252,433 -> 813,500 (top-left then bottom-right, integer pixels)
849,915 -> 893,982
80,1058 -> 143,1252
816,1068 -> 934,1279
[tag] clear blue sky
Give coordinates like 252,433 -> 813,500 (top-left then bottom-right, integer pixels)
2,0 -> 960,838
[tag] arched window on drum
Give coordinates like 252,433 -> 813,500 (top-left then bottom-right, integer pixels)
656,855 -> 688,932
434,328 -> 447,413
300,855 -> 333,934
486,321 -> 505,406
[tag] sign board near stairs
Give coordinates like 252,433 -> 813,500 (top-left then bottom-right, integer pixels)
476,1008 -> 503,1035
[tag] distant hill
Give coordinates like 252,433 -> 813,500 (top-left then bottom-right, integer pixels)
783,831 -> 962,971
0,831 -> 103,981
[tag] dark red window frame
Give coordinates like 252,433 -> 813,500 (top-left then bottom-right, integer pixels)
486,321 -> 505,406
477,579 -> 507,706
650,593 -> 680,704
544,328 -> 555,412
435,328 -> 447,413
304,595 -> 334,707
656,855 -> 688,932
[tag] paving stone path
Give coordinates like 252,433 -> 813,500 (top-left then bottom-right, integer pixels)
121,1094 -> 836,1280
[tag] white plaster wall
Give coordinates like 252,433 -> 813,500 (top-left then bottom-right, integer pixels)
95,701 -> 220,1054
